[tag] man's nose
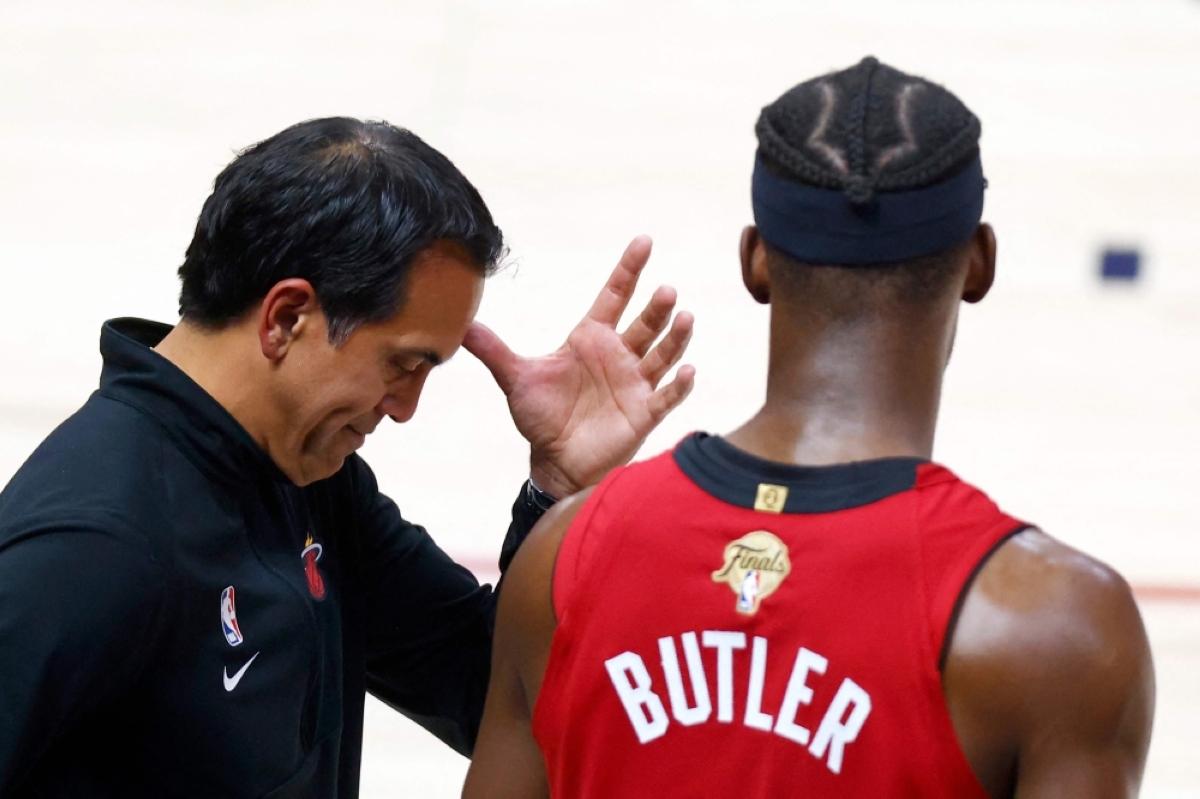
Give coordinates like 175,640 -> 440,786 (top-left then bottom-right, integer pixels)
376,377 -> 426,424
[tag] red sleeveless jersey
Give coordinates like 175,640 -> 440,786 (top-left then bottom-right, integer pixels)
532,433 -> 1027,798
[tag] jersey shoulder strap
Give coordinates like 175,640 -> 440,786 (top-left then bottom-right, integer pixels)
912,463 -> 1030,661
550,449 -> 678,625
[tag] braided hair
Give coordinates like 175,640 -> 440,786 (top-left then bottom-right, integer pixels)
756,56 -> 980,206
755,57 -> 982,315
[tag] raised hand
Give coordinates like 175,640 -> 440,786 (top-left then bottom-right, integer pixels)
464,236 -> 695,499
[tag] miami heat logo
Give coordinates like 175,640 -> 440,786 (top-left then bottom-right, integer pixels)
301,534 -> 326,600
712,531 -> 791,614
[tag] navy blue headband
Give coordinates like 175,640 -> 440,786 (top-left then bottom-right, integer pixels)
751,155 -> 986,265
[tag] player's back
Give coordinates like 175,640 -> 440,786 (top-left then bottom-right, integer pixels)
532,433 -> 1028,798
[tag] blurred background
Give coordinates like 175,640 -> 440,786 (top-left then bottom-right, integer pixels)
1,0 -> 1197,795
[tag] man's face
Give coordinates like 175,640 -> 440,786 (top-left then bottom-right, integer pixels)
273,241 -> 485,485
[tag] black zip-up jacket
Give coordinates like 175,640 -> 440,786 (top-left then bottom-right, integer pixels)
0,319 -> 545,798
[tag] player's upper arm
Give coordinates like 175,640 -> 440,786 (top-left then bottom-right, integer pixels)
943,529 -> 1154,799
462,489 -> 591,799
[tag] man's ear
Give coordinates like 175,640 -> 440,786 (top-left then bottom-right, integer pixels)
740,226 -> 771,305
258,279 -> 321,361
962,223 -> 997,304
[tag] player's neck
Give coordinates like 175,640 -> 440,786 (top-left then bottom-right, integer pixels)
725,311 -> 950,466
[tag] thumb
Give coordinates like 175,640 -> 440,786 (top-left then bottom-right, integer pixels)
463,321 -> 519,395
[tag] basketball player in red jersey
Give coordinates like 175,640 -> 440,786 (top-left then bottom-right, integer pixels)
462,58 -> 1155,798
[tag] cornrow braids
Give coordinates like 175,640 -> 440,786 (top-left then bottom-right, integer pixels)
756,57 -> 981,205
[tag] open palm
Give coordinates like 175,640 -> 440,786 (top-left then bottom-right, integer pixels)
464,236 -> 695,499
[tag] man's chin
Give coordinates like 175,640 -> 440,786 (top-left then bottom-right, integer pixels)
289,452 -> 352,487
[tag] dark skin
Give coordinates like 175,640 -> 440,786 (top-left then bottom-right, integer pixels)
463,224 -> 1155,799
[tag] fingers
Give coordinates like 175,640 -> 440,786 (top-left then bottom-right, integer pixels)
585,235 -> 653,327
621,284 -> 677,358
639,311 -> 694,388
462,321 -> 519,395
647,365 -> 696,424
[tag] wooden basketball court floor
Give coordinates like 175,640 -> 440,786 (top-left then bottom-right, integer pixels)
1,0 -> 1197,794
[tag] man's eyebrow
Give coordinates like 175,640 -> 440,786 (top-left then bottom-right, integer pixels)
393,348 -> 443,367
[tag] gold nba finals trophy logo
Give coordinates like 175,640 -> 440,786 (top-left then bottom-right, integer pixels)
712,531 -> 791,614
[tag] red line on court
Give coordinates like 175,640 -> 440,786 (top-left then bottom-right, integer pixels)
1131,584 -> 1200,604
455,554 -> 1200,604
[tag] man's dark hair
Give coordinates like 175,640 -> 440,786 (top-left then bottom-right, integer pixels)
178,117 -> 505,342
755,57 -> 981,317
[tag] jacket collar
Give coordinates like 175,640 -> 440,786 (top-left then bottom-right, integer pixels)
98,317 -> 293,487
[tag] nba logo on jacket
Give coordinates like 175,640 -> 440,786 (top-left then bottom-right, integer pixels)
220,586 -> 243,646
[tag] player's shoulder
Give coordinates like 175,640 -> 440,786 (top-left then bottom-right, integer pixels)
924,462 -> 1146,692
908,464 -> 1028,571
944,528 -> 1154,799
506,438 -> 704,620
989,530 -> 1133,600
974,530 -> 1144,654
911,462 -> 1008,515
584,434 -> 702,512
524,442 -> 686,542
948,528 -> 1151,724
505,452 -> 663,621
507,487 -> 598,595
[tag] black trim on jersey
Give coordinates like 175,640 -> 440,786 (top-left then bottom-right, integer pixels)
937,524 -> 1035,672
673,432 -> 926,514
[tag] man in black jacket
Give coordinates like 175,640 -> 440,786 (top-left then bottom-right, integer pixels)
0,118 -> 695,798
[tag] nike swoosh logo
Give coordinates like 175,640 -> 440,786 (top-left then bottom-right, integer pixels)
223,652 -> 260,692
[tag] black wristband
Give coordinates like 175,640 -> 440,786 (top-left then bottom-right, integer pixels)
525,478 -> 559,512
499,480 -> 559,573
